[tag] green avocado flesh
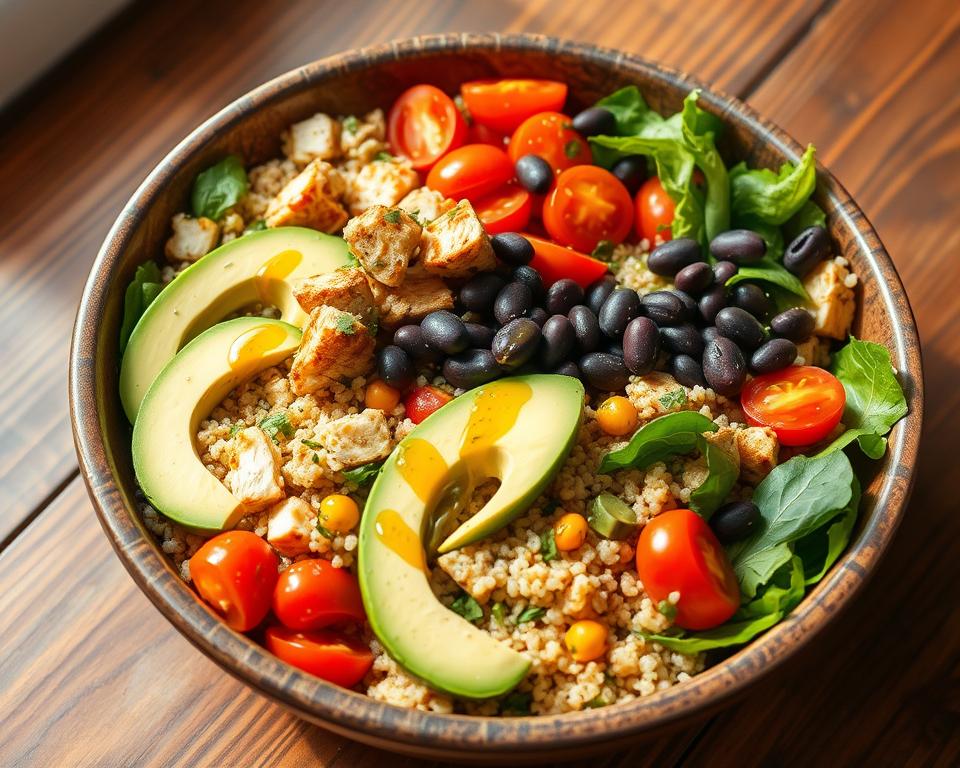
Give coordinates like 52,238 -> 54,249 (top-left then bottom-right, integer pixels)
120,227 -> 350,422
132,317 -> 301,533
358,374 -> 584,699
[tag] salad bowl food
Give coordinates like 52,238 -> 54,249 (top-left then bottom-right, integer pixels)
70,34 -> 922,762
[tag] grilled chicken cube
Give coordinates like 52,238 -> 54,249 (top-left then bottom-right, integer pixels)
420,200 -> 496,278
343,205 -> 421,287
289,306 -> 375,395
293,266 -> 376,325
317,409 -> 392,471
802,258 -> 857,340
344,158 -> 419,216
735,426 -> 779,484
225,427 -> 285,512
164,213 -> 220,263
367,273 -> 455,327
397,186 -> 456,224
282,112 -> 341,166
265,159 -> 349,233
266,496 -> 316,556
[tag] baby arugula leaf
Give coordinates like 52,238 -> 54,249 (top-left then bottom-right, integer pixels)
191,155 -> 248,221
598,411 -> 717,474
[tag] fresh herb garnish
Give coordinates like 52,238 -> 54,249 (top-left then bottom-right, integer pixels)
591,240 -> 615,261
316,520 -> 336,539
342,461 -> 383,486
492,602 -> 507,627
258,412 -> 294,442
450,592 -> 483,623
301,438 -> 322,449
342,115 -> 359,134
335,314 -> 357,335
191,155 -> 248,220
517,606 -> 546,624
564,139 -> 582,158
539,528 -> 558,562
383,209 -> 402,224
119,262 -> 164,354
242,219 -> 267,236
311,453 -> 320,464
499,691 -> 532,715
586,688 -> 617,709
657,599 -> 677,620
229,422 -> 244,437
374,151 -> 394,162
658,388 -> 687,409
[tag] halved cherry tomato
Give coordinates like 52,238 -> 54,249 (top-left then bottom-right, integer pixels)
741,365 -> 846,446
635,176 -> 676,244
636,508 -> 740,630
508,111 -> 592,174
387,84 -> 467,171
425,144 -> 513,202
466,121 -> 507,148
272,558 -> 366,631
461,79 -> 567,134
189,531 -> 278,632
522,233 -> 610,288
404,385 -> 454,424
265,626 -> 374,688
474,182 -> 532,234
543,166 -> 634,253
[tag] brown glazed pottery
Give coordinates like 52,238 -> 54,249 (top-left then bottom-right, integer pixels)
69,34 -> 923,764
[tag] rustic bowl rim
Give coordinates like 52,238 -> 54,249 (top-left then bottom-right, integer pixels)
70,32 -> 923,758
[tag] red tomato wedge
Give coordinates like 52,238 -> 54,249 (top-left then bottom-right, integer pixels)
635,176 -> 676,243
404,385 -> 454,424
425,144 -> 514,202
474,183 -> 532,234
543,165 -> 634,252
741,365 -> 846,446
508,111 -> 592,174
635,508 -> 740,631
466,121 -> 508,148
272,558 -> 366,632
522,233 -> 610,288
387,84 -> 467,171
461,79 -> 567,134
265,626 -> 374,688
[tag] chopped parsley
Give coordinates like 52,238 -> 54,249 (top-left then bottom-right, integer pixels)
311,453 -> 320,464
586,688 -> 617,709
383,209 -> 402,224
301,438 -> 322,449
242,219 -> 267,236
492,601 -> 507,627
345,249 -> 360,267
499,690 -> 533,716
258,412 -> 294,442
316,518 -> 335,539
450,592 -> 483,623
658,388 -> 688,410
564,139 -> 582,159
657,599 -> 678,620
408,208 -> 421,224
517,605 -> 546,624
342,115 -> 359,134
539,528 -> 558,563
228,422 -> 244,437
335,314 -> 357,335
375,150 -> 394,162
342,461 -> 383,486
591,240 -> 615,261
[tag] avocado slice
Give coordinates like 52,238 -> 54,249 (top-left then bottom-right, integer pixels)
358,374 -> 584,698
132,317 -> 301,533
120,227 -> 350,422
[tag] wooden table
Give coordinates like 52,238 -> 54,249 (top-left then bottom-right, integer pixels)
1,0 -> 957,765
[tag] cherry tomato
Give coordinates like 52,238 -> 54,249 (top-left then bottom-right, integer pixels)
272,558 -> 366,631
461,79 -> 567,134
404,385 -> 454,424
635,176 -> 676,244
466,121 -> 508,148
522,233 -> 610,288
636,508 -> 740,630
426,144 -> 514,202
474,182 -> 532,234
508,111 -> 592,174
387,84 -> 467,171
543,165 -> 634,253
265,626 -> 374,688
741,365 -> 846,446
189,531 -> 278,632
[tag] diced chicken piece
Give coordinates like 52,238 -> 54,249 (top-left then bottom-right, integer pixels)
282,112 -> 341,166
367,273 -> 455,327
420,200 -> 496,278
397,186 -> 456,224
340,109 -> 387,162
802,258 -> 857,340
265,159 -> 349,233
164,213 -> 220,263
342,205 -> 421,287
795,335 -> 831,367
225,427 -> 285,512
293,266 -> 376,325
735,426 -> 779,485
266,496 -> 316,557
344,159 -> 419,216
289,306 -> 375,395
317,409 -> 392,471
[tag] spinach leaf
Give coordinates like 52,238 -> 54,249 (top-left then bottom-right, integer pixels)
689,437 -> 738,519
342,461 -> 383,486
517,606 -> 546,624
724,217 -> 808,299
818,337 -> 908,459
119,261 -> 164,354
793,474 -> 860,585
499,690 -> 532,715
598,411 -> 717,473
450,592 -> 483,623
539,528 -> 558,562
191,155 -> 248,220
729,144 -> 817,226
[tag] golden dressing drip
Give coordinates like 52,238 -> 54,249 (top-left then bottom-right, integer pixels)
459,379 -> 532,457
227,324 -> 288,378
396,438 -> 449,503
254,249 -> 302,303
375,509 -> 426,571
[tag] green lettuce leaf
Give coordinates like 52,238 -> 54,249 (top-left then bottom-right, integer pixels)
724,216 -> 808,299
689,437 -> 738,519
784,200 -> 827,241
119,262 -> 164,354
191,155 -> 249,220
598,411 -> 717,473
729,144 -> 817,226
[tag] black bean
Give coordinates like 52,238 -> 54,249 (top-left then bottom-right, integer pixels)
783,226 -> 831,277
710,501 -> 760,544
702,337 -> 747,396
464,322 -> 496,349
538,315 -> 576,369
376,345 -> 414,389
640,290 -> 685,326
553,361 -> 582,380
714,306 -> 765,351
699,285 -> 728,324
579,352 -> 630,391
420,310 -> 469,354
750,338 -> 798,374
671,289 -> 700,323
572,106 -> 616,137
604,340 -> 625,357
586,274 -> 618,315
514,154 -> 554,194
527,307 -> 549,327
511,265 -> 544,301
702,326 -> 721,344
598,288 -> 642,338
732,283 -> 775,320
660,323 -> 704,357
568,304 -> 601,354
770,307 -> 815,342
442,349 -> 502,389
459,273 -> 506,313
622,316 -> 659,375
545,278 -> 584,316
611,155 -> 646,195
393,324 -> 440,362
494,282 -> 534,326
670,354 -> 707,388
647,238 -> 701,276
492,318 -> 542,370
709,229 -> 766,264
492,233 -> 535,266
713,260 -> 738,285
675,262 -> 714,295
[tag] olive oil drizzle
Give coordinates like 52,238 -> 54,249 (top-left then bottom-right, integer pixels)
226,324 -> 288,378
254,249 -> 302,304
374,510 -> 426,571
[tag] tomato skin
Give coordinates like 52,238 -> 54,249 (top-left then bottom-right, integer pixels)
387,84 -> 467,171
474,182 -> 532,234
466,122 -> 508,148
636,509 -> 740,630
522,233 -> 610,288
461,79 -> 567,134
404,386 -> 454,424
265,626 -> 374,688
272,558 -> 366,631
635,177 -> 676,243
741,365 -> 846,446
189,531 -> 279,632
508,111 -> 592,174
542,165 -> 634,252
425,144 -> 514,202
